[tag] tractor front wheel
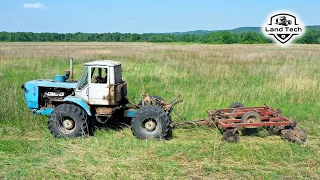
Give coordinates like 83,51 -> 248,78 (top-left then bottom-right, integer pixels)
131,105 -> 172,140
48,104 -> 89,138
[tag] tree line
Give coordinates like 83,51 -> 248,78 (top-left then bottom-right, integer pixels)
0,30 -> 319,44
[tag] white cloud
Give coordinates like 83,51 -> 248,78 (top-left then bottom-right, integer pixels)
125,21 -> 136,24
23,2 -> 45,9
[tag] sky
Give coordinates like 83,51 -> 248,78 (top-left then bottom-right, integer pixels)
1,0 -> 319,33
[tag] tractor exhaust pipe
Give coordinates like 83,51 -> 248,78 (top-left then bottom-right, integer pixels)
70,58 -> 74,81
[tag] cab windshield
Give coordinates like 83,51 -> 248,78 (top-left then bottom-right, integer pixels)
77,67 -> 88,90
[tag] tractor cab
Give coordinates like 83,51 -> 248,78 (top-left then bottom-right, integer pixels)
75,60 -> 127,106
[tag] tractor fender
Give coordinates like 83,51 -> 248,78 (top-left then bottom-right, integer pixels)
63,96 -> 92,116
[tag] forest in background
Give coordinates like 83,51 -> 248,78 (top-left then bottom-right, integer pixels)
1,28 -> 320,44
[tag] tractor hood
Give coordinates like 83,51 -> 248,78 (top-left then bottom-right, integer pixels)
25,79 -> 77,89
21,79 -> 77,110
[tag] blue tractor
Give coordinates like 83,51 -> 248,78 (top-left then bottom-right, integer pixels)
21,59 -> 181,139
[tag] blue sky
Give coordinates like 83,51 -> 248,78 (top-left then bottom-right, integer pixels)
1,0 -> 319,33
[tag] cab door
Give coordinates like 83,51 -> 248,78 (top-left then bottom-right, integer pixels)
88,66 -> 110,105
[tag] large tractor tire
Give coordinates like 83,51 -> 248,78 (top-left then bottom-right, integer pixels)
48,103 -> 89,138
131,105 -> 172,140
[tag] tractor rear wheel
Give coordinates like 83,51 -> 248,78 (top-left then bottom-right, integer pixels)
241,111 -> 261,129
131,105 -> 172,140
48,104 -> 89,138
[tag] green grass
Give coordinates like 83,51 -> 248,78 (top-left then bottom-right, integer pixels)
0,42 -> 320,179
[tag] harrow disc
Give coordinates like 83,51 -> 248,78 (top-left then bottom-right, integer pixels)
281,127 -> 307,144
222,129 -> 239,143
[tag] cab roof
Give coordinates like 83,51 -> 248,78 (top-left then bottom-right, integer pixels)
85,60 -> 121,67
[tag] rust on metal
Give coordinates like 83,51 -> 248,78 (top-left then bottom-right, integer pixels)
172,104 -> 306,144
95,107 -> 113,116
105,82 -> 127,105
208,106 -> 296,130
139,94 -> 182,112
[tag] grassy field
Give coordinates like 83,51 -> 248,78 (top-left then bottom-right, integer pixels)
0,42 -> 319,179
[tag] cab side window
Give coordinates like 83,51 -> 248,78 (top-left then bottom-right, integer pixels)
91,67 -> 108,84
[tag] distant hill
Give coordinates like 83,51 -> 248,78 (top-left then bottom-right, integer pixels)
166,25 -> 320,35
169,30 -> 216,35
